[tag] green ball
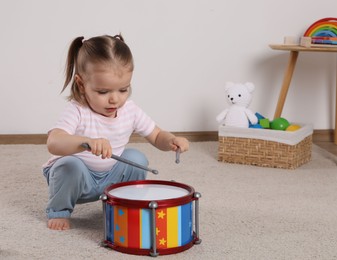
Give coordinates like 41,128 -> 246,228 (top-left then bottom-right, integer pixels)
259,118 -> 270,128
270,117 -> 290,130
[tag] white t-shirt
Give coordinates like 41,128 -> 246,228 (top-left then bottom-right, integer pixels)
43,100 -> 156,172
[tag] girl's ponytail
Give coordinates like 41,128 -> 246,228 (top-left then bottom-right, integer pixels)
62,37 -> 84,93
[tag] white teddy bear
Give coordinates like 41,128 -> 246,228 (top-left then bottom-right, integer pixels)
216,82 -> 258,128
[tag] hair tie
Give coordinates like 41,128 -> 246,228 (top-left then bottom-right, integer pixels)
113,34 -> 124,42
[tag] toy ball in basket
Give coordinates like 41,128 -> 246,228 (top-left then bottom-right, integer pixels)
100,180 -> 202,256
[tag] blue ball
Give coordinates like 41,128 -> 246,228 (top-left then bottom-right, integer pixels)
249,124 -> 263,129
255,112 -> 265,120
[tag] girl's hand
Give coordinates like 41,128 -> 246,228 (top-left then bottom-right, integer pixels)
87,138 -> 112,159
170,137 -> 189,153
145,127 -> 189,153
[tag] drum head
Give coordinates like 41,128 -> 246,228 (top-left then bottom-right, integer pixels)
109,183 -> 188,200
104,180 -> 194,208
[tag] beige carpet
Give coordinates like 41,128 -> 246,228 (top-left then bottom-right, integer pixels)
1,142 -> 337,260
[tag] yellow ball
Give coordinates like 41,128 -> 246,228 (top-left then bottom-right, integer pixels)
286,124 -> 301,131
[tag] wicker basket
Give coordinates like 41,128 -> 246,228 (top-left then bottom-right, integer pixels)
218,124 -> 313,169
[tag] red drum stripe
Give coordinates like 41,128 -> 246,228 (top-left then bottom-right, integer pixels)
127,207 -> 140,248
156,208 -> 167,249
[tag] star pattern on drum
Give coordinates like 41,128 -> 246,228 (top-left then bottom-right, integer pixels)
115,224 -> 120,231
113,206 -> 128,247
156,208 -> 167,249
157,210 -> 166,219
118,209 -> 124,216
159,238 -> 166,246
120,236 -> 125,243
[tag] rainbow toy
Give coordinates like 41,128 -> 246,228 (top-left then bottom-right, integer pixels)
304,17 -> 337,45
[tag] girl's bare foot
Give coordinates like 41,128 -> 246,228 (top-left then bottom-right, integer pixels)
48,218 -> 70,230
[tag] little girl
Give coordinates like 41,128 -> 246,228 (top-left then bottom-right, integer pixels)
43,34 -> 189,230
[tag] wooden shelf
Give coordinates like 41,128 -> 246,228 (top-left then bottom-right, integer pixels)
269,44 -> 337,144
269,44 -> 337,52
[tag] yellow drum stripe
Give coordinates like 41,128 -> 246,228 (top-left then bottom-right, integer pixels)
167,206 -> 178,248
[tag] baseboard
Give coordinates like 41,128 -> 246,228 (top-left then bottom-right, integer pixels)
0,131 -> 219,144
0,130 -> 333,144
311,129 -> 334,142
0,134 -> 48,144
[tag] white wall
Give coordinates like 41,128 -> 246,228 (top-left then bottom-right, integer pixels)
1,0 -> 337,134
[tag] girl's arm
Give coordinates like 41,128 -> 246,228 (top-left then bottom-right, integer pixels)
145,126 -> 189,152
47,128 -> 112,159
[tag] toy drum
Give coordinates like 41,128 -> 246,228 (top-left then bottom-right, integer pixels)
100,180 -> 202,256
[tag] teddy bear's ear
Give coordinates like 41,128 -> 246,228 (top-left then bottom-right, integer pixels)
225,82 -> 235,92
244,82 -> 255,93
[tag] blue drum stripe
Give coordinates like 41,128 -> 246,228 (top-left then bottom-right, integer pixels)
106,204 -> 114,242
105,204 -> 109,241
141,209 -> 151,249
181,202 -> 193,245
178,206 -> 182,246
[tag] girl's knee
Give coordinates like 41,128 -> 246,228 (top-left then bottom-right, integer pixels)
116,149 -> 148,181
121,148 -> 148,166
49,156 -> 86,183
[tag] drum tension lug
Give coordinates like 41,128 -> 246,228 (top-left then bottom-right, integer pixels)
194,238 -> 202,245
149,201 -> 159,257
150,252 -> 159,257
100,194 -> 108,246
100,194 -> 108,201
193,192 -> 202,245
194,192 -> 202,199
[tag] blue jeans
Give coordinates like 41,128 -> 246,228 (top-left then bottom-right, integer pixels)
43,148 -> 148,219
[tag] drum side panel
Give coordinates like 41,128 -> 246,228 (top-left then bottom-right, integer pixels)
106,204 -> 114,242
155,203 -> 193,249
114,206 -> 128,247
181,202 -> 193,245
127,208 -> 140,248
156,208 -> 168,249
140,209 -> 151,249
167,207 -> 179,248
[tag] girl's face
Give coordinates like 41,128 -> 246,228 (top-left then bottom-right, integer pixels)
76,64 -> 132,118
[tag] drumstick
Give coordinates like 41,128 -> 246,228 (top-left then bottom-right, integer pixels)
81,143 -> 159,175
175,148 -> 181,164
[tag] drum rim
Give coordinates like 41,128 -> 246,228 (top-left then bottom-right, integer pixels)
104,180 -> 195,208
103,232 -> 198,256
